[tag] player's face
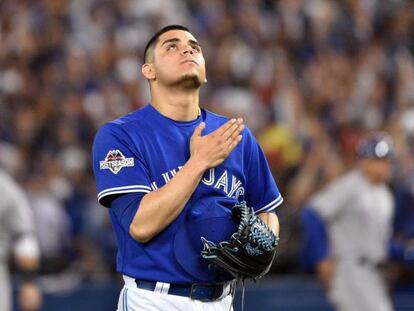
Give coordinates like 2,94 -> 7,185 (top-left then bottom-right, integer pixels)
150,30 -> 206,88
361,158 -> 392,184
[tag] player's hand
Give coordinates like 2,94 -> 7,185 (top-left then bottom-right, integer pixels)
190,118 -> 244,169
18,281 -> 42,311
316,258 -> 334,291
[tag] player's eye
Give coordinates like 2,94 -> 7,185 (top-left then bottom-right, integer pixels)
192,45 -> 201,53
166,43 -> 177,51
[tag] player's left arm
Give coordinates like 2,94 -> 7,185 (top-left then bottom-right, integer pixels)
258,212 -> 280,236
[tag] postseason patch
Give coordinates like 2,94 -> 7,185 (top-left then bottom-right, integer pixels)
100,150 -> 134,174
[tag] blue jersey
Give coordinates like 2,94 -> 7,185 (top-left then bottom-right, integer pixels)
92,104 -> 283,283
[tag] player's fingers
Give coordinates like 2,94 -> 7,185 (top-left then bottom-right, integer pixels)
230,123 -> 244,140
220,123 -> 238,141
214,118 -> 236,136
192,122 -> 206,137
226,134 -> 243,153
223,124 -> 244,146
220,120 -> 243,146
222,120 -> 243,141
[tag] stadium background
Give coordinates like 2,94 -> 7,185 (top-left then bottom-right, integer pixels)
0,0 -> 414,310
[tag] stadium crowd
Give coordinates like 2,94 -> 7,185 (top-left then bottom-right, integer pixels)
0,0 -> 413,292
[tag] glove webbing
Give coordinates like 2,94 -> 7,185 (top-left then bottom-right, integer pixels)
249,218 -> 278,251
235,202 -> 279,252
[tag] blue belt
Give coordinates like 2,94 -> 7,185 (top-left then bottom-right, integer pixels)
134,279 -> 231,302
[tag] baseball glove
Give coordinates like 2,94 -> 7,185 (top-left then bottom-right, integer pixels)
201,201 -> 279,280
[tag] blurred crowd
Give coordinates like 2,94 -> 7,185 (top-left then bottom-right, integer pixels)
1,0 -> 414,291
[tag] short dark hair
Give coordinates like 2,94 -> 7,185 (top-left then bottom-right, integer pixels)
143,25 -> 191,63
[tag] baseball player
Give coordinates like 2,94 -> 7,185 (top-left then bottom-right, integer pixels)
0,168 -> 41,311
308,134 -> 395,311
92,25 -> 283,311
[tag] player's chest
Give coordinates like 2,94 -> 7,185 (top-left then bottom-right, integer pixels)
353,188 -> 393,227
137,135 -> 246,199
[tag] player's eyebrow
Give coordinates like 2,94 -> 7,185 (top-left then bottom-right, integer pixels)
161,38 -> 201,48
161,38 -> 180,46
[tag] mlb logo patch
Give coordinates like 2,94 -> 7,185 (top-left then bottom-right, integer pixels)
100,150 -> 134,174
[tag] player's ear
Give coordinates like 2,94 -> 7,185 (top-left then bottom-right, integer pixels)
142,63 -> 155,80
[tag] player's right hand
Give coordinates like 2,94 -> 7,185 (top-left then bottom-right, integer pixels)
190,118 -> 244,169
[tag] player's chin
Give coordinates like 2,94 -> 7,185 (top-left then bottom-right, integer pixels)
172,74 -> 203,89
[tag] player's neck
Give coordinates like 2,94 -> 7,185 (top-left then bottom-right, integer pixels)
151,87 -> 200,121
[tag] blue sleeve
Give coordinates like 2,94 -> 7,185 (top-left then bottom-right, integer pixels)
92,123 -> 152,207
301,206 -> 329,271
388,240 -> 405,261
244,128 -> 283,213
109,192 -> 145,232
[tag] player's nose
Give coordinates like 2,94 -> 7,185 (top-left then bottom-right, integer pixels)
181,46 -> 194,55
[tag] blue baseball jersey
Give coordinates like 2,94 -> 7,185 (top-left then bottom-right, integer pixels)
92,104 -> 283,283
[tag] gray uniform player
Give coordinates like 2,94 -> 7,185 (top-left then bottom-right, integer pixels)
310,134 -> 394,311
0,168 -> 41,311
